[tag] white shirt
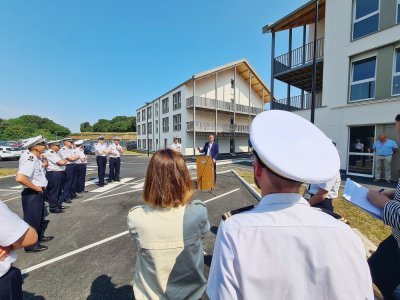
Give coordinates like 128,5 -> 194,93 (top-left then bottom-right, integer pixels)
308,172 -> 341,199
108,143 -> 122,158
95,143 -> 108,157
76,148 -> 87,164
59,146 -> 76,165
206,143 -> 213,156
207,193 -> 373,300
0,201 -> 29,277
170,142 -> 182,153
45,149 -> 65,171
18,152 -> 48,187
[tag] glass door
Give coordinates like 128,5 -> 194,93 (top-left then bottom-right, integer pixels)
347,125 -> 375,177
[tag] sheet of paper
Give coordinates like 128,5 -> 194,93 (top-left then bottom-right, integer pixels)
342,178 -> 383,219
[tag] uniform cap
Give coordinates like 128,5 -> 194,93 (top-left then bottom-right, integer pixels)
62,138 -> 73,142
249,110 -> 340,184
98,135 -> 104,140
47,139 -> 62,146
23,135 -> 47,149
112,136 -> 121,141
74,140 -> 84,145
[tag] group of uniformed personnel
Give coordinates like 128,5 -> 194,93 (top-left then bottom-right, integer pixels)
95,136 -> 123,187
16,136 -> 88,252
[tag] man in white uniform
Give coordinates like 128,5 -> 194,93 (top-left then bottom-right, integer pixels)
0,202 -> 38,299
108,136 -> 123,182
207,110 -> 373,300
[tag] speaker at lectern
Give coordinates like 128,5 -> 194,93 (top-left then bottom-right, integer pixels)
196,156 -> 214,190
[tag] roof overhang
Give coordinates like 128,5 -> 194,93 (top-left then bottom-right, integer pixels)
262,0 -> 325,33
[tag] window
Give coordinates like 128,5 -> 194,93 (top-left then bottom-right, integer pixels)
143,139 -> 146,149
142,123 -> 146,135
138,140 -> 141,148
350,56 -> 376,101
352,0 -> 379,40
148,139 -> 153,151
137,112 -> 140,122
162,98 -> 169,114
142,109 -> 146,121
393,48 -> 400,95
155,103 -> 159,117
137,125 -> 141,135
162,117 -> 169,132
173,91 -> 181,110
173,114 -> 181,131
397,0 -> 400,24
147,106 -> 152,119
155,139 -> 159,150
148,122 -> 152,134
155,120 -> 159,134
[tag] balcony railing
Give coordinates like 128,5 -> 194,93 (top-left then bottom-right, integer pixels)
186,121 -> 249,133
186,96 -> 263,115
274,93 -> 323,111
274,37 -> 324,75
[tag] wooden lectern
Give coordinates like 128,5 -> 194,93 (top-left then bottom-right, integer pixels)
196,156 -> 214,190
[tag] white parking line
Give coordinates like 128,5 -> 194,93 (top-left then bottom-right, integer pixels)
204,188 -> 240,204
89,178 -> 134,193
21,231 -> 129,275
2,195 -> 21,203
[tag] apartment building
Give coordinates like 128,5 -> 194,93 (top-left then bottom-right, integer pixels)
264,0 -> 400,179
136,60 -> 270,155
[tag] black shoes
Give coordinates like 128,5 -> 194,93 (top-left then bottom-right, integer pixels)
25,245 -> 48,253
41,236 -> 54,242
50,208 -> 64,214
64,200 -> 73,204
59,205 -> 69,209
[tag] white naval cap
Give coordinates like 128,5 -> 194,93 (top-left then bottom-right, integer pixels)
23,135 -> 47,149
47,139 -> 62,146
249,110 -> 340,184
74,140 -> 84,145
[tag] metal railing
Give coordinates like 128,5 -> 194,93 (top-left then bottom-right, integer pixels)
186,121 -> 249,133
274,93 -> 323,111
274,37 -> 324,74
186,96 -> 263,115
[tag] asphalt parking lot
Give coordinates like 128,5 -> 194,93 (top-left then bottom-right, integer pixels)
0,155 -> 256,300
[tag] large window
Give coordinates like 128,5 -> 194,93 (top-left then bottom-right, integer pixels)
148,139 -> 153,151
350,56 -> 376,101
155,103 -> 159,117
143,139 -> 146,149
137,125 -> 141,135
352,0 -> 379,40
142,123 -> 146,135
137,112 -> 140,122
347,125 -> 375,177
155,120 -> 159,134
393,48 -> 400,96
138,140 -> 141,149
148,122 -> 152,134
162,117 -> 169,132
142,109 -> 146,121
147,106 -> 152,119
173,114 -> 181,131
162,98 -> 169,114
173,91 -> 181,110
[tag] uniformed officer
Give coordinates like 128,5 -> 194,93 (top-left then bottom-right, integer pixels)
59,138 -> 80,203
70,141 -> 81,198
45,140 -> 68,213
108,136 -> 123,182
74,140 -> 88,193
207,110 -> 373,299
95,136 -> 109,187
15,135 -> 53,252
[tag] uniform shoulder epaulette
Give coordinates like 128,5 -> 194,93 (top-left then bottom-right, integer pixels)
222,204 -> 256,221
28,155 -> 34,161
50,150 -> 55,153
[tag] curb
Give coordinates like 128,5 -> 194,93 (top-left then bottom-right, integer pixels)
0,175 -> 16,179
231,169 -> 261,202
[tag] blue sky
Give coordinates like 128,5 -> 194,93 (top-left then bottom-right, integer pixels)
0,0 -> 306,132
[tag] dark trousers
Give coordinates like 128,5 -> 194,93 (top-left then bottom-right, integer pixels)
311,198 -> 333,212
0,266 -> 23,300
368,235 -> 400,299
76,164 -> 87,193
213,162 -> 217,184
46,171 -> 65,210
96,156 -> 107,185
63,164 -> 76,201
21,189 -> 45,250
71,163 -> 79,196
109,157 -> 121,181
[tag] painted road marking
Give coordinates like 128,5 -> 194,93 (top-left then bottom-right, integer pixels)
90,178 -> 134,193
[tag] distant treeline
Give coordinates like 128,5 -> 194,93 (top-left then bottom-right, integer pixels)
0,115 -> 71,141
80,116 -> 136,133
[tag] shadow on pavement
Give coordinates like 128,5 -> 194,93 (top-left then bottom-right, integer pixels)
23,291 -> 45,300
87,275 -> 133,300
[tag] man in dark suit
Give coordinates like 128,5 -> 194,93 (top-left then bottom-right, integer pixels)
197,135 -> 219,184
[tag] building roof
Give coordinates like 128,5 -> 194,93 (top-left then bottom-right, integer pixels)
137,59 -> 271,110
262,0 -> 325,33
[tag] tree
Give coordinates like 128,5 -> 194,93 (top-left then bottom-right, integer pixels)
80,122 -> 92,132
81,116 -> 136,132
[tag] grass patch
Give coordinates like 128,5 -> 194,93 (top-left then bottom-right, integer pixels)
237,170 -> 390,246
123,150 -> 150,156
0,168 -> 17,177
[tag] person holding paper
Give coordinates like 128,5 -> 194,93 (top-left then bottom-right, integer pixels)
372,134 -> 398,183
307,172 -> 341,213
366,114 -> 400,299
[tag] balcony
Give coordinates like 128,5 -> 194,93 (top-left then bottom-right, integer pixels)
273,38 -> 324,92
186,121 -> 249,133
186,96 -> 263,115
274,92 -> 323,111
